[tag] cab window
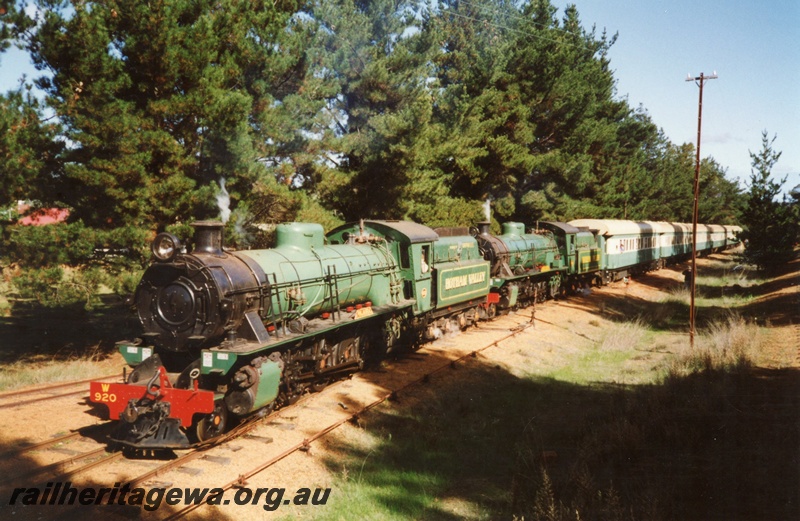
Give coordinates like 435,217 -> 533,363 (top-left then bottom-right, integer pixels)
420,246 -> 430,274
400,246 -> 410,269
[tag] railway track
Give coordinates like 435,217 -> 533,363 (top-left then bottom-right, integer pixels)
0,431 -> 85,459
0,400 -> 286,492
5,309 -> 546,520
164,318 -> 537,519
0,422 -> 119,490
0,373 -> 121,410
0,422 -> 114,460
6,381 -> 351,521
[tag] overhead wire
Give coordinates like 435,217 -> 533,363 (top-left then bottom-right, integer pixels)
439,0 -> 609,54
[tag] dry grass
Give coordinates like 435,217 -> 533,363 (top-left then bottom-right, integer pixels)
600,319 -> 648,352
696,259 -> 760,288
0,353 -> 110,391
665,314 -> 758,378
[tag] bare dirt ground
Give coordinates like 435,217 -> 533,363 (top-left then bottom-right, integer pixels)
1,249 -> 797,520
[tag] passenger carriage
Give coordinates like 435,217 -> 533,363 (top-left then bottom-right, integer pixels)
568,219 -> 664,284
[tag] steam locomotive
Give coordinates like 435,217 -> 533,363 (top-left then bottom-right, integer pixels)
90,218 -> 740,449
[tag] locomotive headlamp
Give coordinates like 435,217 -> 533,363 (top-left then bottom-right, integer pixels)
152,233 -> 182,262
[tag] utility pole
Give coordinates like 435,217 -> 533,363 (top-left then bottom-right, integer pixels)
686,71 -> 717,349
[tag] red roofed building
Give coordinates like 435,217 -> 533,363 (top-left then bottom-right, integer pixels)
15,202 -> 70,226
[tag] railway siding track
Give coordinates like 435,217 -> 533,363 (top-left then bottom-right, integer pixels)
0,374 -> 120,410
0,431 -> 84,459
0,423 -> 119,490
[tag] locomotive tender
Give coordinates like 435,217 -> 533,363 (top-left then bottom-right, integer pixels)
90,218 -> 740,449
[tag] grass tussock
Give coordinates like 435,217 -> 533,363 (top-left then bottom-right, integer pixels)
665,314 -> 758,378
659,286 -> 689,306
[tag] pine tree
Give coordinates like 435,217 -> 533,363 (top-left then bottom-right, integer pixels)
2,0 -> 747,241
5,0 -> 320,239
479,1 -> 627,221
310,0 -> 441,221
789,184 -> 800,243
697,157 -> 743,224
422,0 -> 522,224
0,88 -> 64,205
739,131 -> 794,269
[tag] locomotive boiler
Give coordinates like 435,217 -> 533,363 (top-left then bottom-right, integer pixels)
137,220 -> 403,353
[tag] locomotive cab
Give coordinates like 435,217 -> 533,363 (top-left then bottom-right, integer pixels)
328,220 -> 439,316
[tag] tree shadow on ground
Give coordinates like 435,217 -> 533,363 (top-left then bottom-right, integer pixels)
0,427 -> 230,521
553,290 -> 694,331
318,356 -> 800,520
556,253 -> 797,332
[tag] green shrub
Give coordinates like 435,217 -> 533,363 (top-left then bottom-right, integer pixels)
11,266 -> 105,310
106,269 -> 144,299
7,222 -> 97,266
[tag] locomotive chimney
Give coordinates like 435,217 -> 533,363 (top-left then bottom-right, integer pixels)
477,221 -> 492,236
192,221 -> 224,255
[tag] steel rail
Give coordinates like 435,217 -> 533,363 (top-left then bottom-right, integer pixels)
0,374 -> 119,400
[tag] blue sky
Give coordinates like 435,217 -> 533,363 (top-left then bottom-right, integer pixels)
551,0 -> 800,196
2,1 -> 798,197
